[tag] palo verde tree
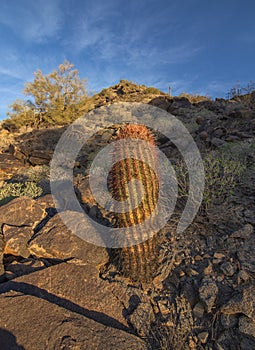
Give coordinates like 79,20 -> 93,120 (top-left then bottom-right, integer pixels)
3,60 -> 88,131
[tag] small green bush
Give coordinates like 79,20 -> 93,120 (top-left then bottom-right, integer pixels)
0,181 -> 43,206
203,152 -> 246,207
174,150 -> 247,210
21,165 -> 50,183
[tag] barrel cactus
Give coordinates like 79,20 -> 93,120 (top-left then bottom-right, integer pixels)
108,124 -> 160,282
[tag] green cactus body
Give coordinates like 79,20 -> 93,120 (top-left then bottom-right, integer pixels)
108,124 -> 160,282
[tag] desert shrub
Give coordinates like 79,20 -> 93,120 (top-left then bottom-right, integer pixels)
203,152 -> 246,207
3,61 -> 88,131
119,79 -> 135,85
218,140 -> 255,163
19,165 -> 50,183
179,92 -> 210,103
2,114 -> 33,132
145,86 -> 162,94
147,295 -> 194,350
0,181 -> 43,205
100,88 -> 109,96
173,149 -> 247,210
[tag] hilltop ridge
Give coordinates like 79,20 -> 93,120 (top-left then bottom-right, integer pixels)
0,79 -> 255,349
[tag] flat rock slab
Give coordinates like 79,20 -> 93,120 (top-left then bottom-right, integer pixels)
29,212 -> 109,266
3,225 -> 34,257
0,262 -> 128,329
0,291 -> 146,350
0,197 -> 46,228
35,194 -> 56,211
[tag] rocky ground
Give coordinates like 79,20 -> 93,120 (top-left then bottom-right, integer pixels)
0,82 -> 255,349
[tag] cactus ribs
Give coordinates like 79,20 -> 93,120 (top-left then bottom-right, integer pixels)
108,124 -> 160,282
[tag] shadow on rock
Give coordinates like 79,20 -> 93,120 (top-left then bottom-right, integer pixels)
0,328 -> 25,350
0,281 -> 130,333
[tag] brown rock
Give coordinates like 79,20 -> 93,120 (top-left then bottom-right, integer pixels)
220,262 -> 236,277
237,270 -> 250,284
171,96 -> 192,109
0,291 -> 146,350
214,252 -> 225,260
186,268 -> 199,276
0,197 -> 46,228
239,316 -> 255,338
241,109 -> 255,119
75,175 -> 97,206
29,150 -> 53,166
29,213 -> 109,266
237,232 -> 255,274
204,262 -> 213,275
35,194 -> 57,218
193,302 -> 205,318
35,194 -> 56,208
196,115 -> 203,125
0,130 -> 15,151
0,262 -> 128,328
148,96 -> 172,111
0,234 -> 4,280
224,135 -> 240,142
221,284 -> 255,320
231,224 -> 253,239
9,144 -> 27,162
210,137 -> 226,147
212,127 -> 227,138
198,331 -> 209,344
228,109 -> 243,118
199,131 -> 209,140
10,127 -> 64,166
199,277 -> 218,313
129,298 -> 155,336
5,258 -> 45,279
221,314 -> 238,328
0,153 -> 27,181
3,226 -> 34,258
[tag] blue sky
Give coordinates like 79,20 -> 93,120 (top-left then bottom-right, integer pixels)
0,0 -> 254,119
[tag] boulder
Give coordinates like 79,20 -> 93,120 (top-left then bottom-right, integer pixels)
0,290 -> 146,350
28,212 -> 109,266
0,262 -> 129,328
3,225 -> 34,258
0,197 -> 46,228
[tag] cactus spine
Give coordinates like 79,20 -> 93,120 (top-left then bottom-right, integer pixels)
108,124 -> 160,282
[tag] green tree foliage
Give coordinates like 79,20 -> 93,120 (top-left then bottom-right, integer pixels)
3,61 -> 88,131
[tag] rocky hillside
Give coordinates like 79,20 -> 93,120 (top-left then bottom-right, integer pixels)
0,82 -> 255,349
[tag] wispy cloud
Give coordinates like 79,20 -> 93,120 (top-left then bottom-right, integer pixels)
125,44 -> 202,68
65,1 -> 118,52
0,47 -> 58,83
64,1 -> 202,68
0,0 -> 63,43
